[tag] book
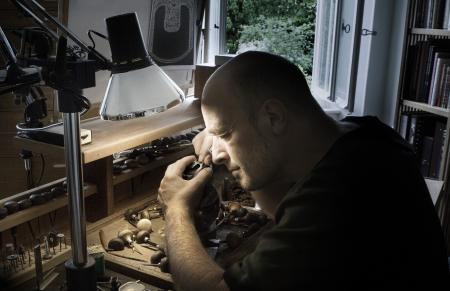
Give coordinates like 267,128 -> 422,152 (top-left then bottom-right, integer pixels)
439,65 -> 450,108
430,121 -> 447,178
426,0 -> 435,28
408,115 -> 418,146
444,0 -> 450,28
405,40 -> 450,102
420,135 -> 434,177
404,44 -> 419,100
422,40 -> 450,102
399,113 -> 411,140
428,54 -> 450,106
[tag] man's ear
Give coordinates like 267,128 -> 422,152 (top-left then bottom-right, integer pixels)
258,99 -> 288,135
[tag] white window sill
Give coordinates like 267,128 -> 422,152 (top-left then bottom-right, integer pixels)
312,94 -> 346,120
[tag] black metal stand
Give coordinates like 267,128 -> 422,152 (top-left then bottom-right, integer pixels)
65,257 -> 96,291
56,38 -> 96,291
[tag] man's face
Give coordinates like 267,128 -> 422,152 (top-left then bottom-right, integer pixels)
202,102 -> 278,191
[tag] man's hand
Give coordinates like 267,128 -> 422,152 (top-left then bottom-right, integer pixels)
159,155 -> 229,291
158,155 -> 213,213
193,129 -> 213,165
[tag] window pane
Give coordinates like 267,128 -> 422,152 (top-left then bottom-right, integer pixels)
312,0 -> 337,98
226,0 -> 316,81
334,0 -> 358,108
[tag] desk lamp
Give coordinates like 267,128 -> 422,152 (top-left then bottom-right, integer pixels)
101,13 -> 185,120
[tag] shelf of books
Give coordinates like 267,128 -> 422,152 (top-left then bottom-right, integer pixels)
398,0 -> 450,182
411,0 -> 450,31
403,0 -> 450,256
398,109 -> 448,180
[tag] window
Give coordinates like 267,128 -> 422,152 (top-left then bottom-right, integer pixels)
203,0 -> 316,82
203,0 -> 365,114
312,0 -> 338,99
311,0 -> 365,112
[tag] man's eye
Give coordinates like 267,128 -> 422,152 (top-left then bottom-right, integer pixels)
220,132 -> 231,140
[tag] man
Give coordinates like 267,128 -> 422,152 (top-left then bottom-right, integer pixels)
158,51 -> 449,290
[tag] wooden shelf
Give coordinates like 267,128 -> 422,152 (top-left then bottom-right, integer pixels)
81,98 -> 202,163
410,28 -> 450,36
402,100 -> 449,117
113,147 -> 194,185
14,98 -> 203,218
14,98 -> 203,164
0,181 -> 97,232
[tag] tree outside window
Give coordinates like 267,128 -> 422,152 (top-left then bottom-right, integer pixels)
226,0 -> 316,81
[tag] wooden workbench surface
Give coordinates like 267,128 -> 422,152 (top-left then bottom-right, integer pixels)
15,98 -> 203,164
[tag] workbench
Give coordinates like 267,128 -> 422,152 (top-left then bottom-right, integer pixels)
14,98 -> 203,219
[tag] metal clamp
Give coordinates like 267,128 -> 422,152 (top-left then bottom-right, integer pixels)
362,28 -> 377,36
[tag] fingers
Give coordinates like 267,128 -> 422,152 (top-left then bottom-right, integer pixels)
167,155 -> 197,176
203,154 -> 212,166
191,167 -> 213,186
193,130 -> 212,163
197,140 -> 212,163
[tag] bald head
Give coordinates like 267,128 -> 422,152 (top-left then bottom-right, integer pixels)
202,51 -> 323,118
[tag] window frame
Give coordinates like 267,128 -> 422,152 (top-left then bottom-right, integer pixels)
312,0 -> 365,113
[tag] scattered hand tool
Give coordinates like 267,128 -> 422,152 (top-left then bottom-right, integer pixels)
98,230 -> 147,263
118,229 -> 143,255
142,256 -> 169,273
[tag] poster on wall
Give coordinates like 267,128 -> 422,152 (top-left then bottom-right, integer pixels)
148,0 -> 196,66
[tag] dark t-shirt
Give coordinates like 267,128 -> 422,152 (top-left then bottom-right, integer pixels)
223,116 -> 449,290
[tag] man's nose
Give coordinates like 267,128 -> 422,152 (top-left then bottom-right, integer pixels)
211,138 -> 229,165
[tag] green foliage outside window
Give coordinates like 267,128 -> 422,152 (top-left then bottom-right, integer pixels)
227,0 -> 316,78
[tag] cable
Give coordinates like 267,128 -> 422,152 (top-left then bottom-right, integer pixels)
48,212 -> 54,227
36,153 -> 45,185
87,30 -> 108,50
26,171 -> 34,188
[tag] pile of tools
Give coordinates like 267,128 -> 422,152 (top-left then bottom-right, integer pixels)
99,204 -> 171,273
0,230 -> 68,289
112,129 -> 202,175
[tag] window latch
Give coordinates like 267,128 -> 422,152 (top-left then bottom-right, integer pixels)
361,29 -> 377,36
342,23 -> 351,33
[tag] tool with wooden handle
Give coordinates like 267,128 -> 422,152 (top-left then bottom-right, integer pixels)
98,230 -> 146,263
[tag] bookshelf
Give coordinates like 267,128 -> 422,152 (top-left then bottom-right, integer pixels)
397,0 -> 450,253
398,0 -> 450,181
402,100 -> 450,117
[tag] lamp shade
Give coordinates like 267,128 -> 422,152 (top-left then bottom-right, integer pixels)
100,13 -> 184,120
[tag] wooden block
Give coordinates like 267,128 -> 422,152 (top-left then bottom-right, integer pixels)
194,64 -> 218,99
85,156 -> 114,220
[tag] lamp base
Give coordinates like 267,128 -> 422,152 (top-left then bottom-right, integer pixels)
65,257 -> 97,291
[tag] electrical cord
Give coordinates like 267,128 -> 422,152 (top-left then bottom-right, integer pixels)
26,170 -> 34,188
36,153 -> 45,185
87,29 -> 108,50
